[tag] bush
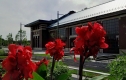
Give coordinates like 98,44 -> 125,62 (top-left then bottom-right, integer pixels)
46,62 -> 72,80
0,49 -> 5,56
108,51 -> 126,80
0,46 -> 2,49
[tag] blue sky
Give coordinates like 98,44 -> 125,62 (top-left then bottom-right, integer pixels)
0,0 -> 111,40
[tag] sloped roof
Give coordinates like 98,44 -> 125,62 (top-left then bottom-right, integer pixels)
25,19 -> 53,27
25,11 -> 75,27
48,11 -> 75,28
50,0 -> 126,27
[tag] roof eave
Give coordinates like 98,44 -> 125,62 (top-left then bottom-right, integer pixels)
25,20 -> 51,27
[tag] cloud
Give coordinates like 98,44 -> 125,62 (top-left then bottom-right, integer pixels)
0,0 -> 112,40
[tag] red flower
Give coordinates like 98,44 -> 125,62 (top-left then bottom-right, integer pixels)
2,70 -> 21,80
2,44 -> 36,80
71,22 -> 108,61
35,58 -> 49,69
45,39 -> 65,61
2,55 -> 17,71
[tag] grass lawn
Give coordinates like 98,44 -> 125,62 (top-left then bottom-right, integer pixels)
33,53 -> 49,56
0,56 -> 7,59
70,69 -> 101,78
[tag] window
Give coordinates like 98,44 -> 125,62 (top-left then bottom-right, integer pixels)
102,18 -> 119,53
72,27 -> 76,35
59,28 -> 65,37
102,18 -> 119,34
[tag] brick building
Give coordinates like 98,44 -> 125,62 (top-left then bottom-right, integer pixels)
25,0 -> 126,54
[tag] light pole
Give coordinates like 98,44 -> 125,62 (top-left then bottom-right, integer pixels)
20,23 -> 25,45
57,11 -> 64,38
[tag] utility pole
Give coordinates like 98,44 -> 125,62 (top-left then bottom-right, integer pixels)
20,23 -> 22,45
57,11 -> 64,38
20,23 -> 25,45
57,11 -> 59,38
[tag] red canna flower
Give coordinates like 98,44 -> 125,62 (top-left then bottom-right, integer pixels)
2,55 -> 17,71
2,70 -> 21,80
2,44 -> 36,80
35,58 -> 49,70
45,39 -> 65,61
71,22 -> 108,61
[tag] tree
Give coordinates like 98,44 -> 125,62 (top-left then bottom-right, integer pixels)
6,33 -> 13,45
0,35 -> 2,46
22,37 -> 30,45
15,30 -> 29,45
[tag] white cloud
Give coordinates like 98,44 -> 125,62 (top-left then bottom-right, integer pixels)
0,0 -> 112,40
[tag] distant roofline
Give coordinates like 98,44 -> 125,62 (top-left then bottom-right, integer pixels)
80,0 -> 115,11
50,0 -> 126,27
25,11 -> 76,28
24,19 -> 53,27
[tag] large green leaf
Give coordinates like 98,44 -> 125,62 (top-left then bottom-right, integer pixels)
36,63 -> 47,79
31,72 -> 45,80
56,73 -> 70,80
89,75 -> 108,80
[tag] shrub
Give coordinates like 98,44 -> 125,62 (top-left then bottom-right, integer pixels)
0,49 -> 5,56
46,62 -> 72,80
0,46 -> 2,49
108,51 -> 126,80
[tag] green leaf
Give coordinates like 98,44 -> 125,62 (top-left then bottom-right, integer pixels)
89,75 -> 108,80
36,63 -> 47,79
56,73 -> 70,80
31,72 -> 45,80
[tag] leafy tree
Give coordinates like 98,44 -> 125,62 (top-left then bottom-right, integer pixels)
3,40 -> 8,46
15,33 -> 20,42
15,30 -> 30,45
22,37 -> 30,46
6,33 -> 13,44
0,35 -> 2,46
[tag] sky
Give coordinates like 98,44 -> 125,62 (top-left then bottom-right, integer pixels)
0,0 -> 112,40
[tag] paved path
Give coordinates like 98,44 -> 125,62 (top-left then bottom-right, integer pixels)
68,66 -> 110,75
32,54 -> 110,73
63,58 -> 109,73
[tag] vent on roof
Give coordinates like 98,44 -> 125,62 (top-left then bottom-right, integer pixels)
81,7 -> 88,11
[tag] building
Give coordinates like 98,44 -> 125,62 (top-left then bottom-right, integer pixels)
25,0 -> 126,54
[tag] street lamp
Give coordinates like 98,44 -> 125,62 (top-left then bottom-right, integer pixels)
57,11 -> 64,38
20,23 -> 25,45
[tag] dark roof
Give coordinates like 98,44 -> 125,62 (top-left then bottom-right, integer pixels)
25,11 -> 75,27
25,19 -> 54,27
50,0 -> 126,27
48,11 -> 75,28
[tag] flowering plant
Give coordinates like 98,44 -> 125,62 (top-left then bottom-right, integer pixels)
1,44 -> 49,80
71,22 -> 108,80
0,39 -> 66,80
45,39 -> 66,80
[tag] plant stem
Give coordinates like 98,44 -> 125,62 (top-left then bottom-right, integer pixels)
78,55 -> 85,80
50,56 -> 55,80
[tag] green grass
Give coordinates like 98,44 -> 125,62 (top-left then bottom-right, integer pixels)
0,49 -> 5,56
33,54 -> 51,59
33,54 -> 50,57
70,69 -> 101,78
0,56 -> 7,59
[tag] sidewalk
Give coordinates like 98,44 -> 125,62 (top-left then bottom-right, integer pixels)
33,50 -> 45,54
68,66 -> 110,75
